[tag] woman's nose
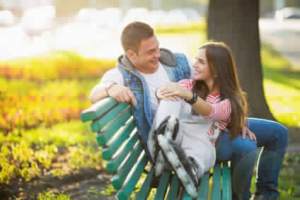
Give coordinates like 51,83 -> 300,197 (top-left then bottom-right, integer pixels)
193,63 -> 198,69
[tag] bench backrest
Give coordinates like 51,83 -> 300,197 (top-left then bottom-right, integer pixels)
81,97 -> 148,199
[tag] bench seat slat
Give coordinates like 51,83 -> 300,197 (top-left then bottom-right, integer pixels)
154,171 -> 171,200
222,163 -> 232,200
117,155 -> 148,200
102,118 -> 136,160
182,172 -> 211,200
91,103 -> 129,133
196,172 -> 210,200
80,97 -> 118,122
135,168 -> 155,199
166,174 -> 181,200
212,164 -> 222,200
112,143 -> 143,189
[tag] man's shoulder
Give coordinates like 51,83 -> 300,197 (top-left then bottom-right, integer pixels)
159,48 -> 188,67
102,68 -> 123,80
105,68 -> 121,75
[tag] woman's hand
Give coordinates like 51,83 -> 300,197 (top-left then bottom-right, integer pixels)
242,126 -> 257,142
156,87 -> 179,101
159,83 -> 192,100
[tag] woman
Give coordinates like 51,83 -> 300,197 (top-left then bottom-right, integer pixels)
149,41 -> 251,198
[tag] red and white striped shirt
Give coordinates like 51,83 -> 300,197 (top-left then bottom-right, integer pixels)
179,79 -> 231,145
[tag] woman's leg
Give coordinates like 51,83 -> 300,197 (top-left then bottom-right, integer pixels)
216,118 -> 289,200
216,131 -> 257,200
248,118 -> 289,199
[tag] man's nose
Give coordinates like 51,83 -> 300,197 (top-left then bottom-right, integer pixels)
155,49 -> 160,58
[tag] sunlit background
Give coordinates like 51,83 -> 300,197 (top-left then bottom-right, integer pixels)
0,0 -> 300,199
0,0 -> 299,60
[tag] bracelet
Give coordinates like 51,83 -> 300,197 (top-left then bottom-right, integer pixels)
105,82 -> 116,96
185,91 -> 198,105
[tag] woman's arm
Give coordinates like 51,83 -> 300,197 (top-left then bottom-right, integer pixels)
158,82 -> 212,116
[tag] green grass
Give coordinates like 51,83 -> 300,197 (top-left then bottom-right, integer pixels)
261,43 -> 300,127
0,121 -> 102,184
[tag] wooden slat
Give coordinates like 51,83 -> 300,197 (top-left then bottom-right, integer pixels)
96,109 -> 132,146
182,191 -> 193,200
211,164 -> 222,200
102,118 -> 136,160
135,168 -> 155,199
166,174 -> 181,200
105,132 -> 138,169
91,103 -> 129,132
222,162 -> 232,200
112,143 -> 143,189
154,171 -> 171,200
117,155 -> 148,200
80,97 -> 118,122
197,172 -> 210,200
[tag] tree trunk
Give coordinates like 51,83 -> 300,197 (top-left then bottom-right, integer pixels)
207,0 -> 275,120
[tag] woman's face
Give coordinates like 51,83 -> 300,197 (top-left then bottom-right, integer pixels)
193,49 -> 214,82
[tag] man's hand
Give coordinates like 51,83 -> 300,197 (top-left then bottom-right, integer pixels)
242,126 -> 257,141
109,84 -> 137,106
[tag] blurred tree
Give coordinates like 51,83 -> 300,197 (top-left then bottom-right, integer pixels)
207,0 -> 275,120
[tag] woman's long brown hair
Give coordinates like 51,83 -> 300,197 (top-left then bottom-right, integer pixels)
193,41 -> 248,139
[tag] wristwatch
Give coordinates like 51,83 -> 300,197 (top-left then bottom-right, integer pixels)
185,91 -> 198,105
105,82 -> 116,96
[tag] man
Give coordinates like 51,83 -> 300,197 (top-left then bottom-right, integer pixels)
89,21 -> 288,200
89,21 -> 192,144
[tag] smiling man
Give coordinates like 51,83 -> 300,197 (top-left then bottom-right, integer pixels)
89,21 -> 192,144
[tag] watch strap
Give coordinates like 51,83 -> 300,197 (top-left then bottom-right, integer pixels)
105,82 -> 116,96
185,91 -> 198,105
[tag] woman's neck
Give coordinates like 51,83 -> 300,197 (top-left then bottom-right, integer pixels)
209,87 -> 220,95
205,79 -> 219,95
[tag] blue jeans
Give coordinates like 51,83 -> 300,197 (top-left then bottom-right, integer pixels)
216,118 -> 289,200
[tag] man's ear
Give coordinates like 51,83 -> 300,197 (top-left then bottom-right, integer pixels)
126,49 -> 137,61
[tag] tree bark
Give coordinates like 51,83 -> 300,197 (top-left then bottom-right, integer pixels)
207,0 -> 275,120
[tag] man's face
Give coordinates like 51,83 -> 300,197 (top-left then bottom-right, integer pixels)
130,35 -> 160,74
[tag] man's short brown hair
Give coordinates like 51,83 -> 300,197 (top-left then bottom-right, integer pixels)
121,21 -> 154,53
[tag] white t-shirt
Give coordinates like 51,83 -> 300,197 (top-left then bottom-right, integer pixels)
95,61 -> 194,120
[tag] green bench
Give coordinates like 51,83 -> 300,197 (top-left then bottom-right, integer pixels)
80,97 -> 232,200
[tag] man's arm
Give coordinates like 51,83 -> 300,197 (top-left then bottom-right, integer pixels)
89,84 -> 110,104
89,69 -> 137,105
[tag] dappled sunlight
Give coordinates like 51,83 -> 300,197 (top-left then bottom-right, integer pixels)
264,80 -> 300,127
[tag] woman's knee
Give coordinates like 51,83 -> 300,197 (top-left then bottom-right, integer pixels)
248,118 -> 289,148
275,122 -> 289,148
231,135 -> 258,156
